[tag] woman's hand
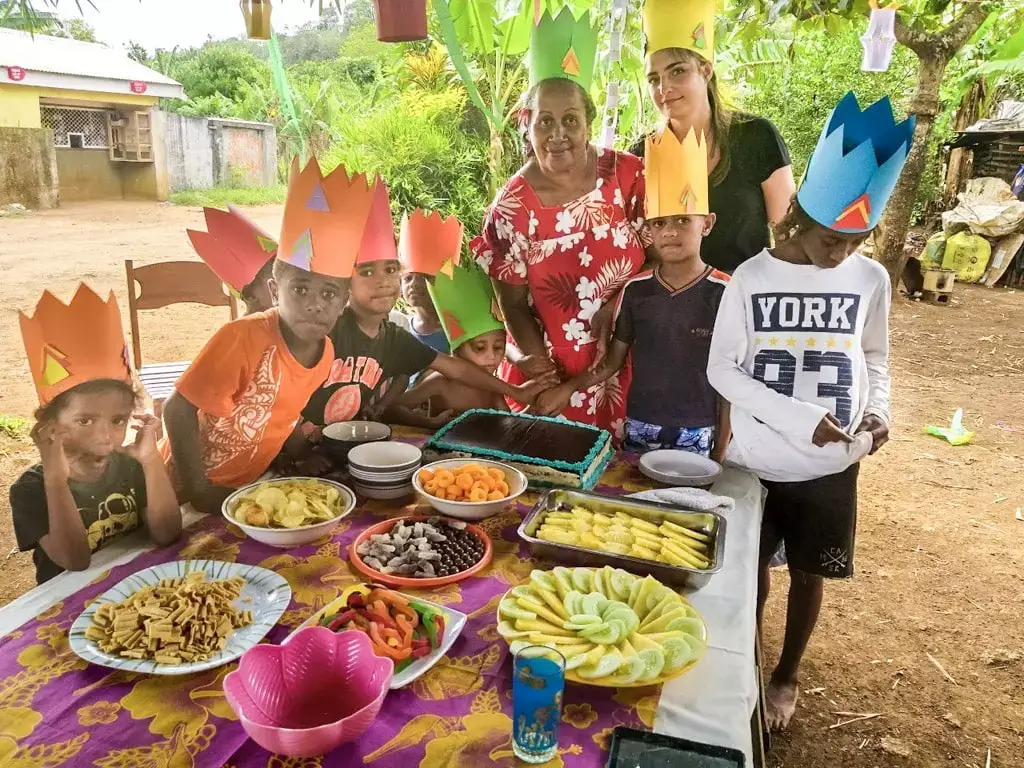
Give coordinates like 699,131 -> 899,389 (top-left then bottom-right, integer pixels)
589,301 -> 616,371
515,353 -> 559,380
123,414 -> 161,463
534,382 -> 577,417
32,421 -> 70,482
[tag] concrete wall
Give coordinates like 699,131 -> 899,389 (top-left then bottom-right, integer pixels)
54,147 -> 158,202
0,85 -> 42,128
163,113 -> 276,192
0,126 -> 58,207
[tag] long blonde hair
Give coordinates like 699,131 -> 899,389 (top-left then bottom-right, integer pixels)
649,48 -> 738,186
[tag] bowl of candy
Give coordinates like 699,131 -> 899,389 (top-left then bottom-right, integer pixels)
412,459 -> 526,521
222,478 -> 356,548
223,625 -> 393,757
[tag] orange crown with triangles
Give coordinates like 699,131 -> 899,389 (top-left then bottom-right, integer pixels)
187,205 -> 277,293
645,126 -> 710,219
277,156 -> 378,279
19,285 -> 133,406
398,209 -> 464,277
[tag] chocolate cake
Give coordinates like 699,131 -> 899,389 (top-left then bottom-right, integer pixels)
423,409 -> 614,489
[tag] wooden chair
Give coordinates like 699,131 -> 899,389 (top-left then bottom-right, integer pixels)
124,259 -> 238,419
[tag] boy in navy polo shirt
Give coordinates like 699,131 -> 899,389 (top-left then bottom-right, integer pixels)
535,127 -> 731,461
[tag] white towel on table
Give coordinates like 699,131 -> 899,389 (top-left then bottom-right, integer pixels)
628,487 -> 735,515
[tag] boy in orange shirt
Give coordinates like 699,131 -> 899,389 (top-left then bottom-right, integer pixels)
162,158 -> 374,513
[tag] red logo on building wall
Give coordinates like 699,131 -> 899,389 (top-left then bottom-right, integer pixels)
6,66 -> 26,81
129,80 -> 148,94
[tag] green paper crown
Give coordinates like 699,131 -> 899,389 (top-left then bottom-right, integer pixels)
528,8 -> 599,91
427,260 -> 504,350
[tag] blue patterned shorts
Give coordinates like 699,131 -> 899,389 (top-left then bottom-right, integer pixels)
624,417 -> 715,457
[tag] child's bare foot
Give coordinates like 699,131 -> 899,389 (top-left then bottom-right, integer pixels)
765,678 -> 799,731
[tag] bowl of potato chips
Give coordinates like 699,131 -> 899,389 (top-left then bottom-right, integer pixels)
223,478 -> 357,548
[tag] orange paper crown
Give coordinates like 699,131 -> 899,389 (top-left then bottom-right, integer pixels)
398,209 -> 464,276
187,205 -> 277,292
19,284 -> 133,405
277,156 -> 376,279
355,177 -> 399,265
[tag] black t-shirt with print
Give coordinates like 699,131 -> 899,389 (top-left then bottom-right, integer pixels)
303,308 -> 439,427
10,452 -> 147,584
613,267 -> 728,428
630,114 -> 791,273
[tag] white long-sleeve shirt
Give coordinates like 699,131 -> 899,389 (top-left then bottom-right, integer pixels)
707,250 -> 891,482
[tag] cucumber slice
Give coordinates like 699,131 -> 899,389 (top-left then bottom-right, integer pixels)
571,567 -> 594,593
591,568 -> 607,598
660,637 -> 697,673
499,599 -> 537,621
511,585 -> 535,600
628,579 -> 643,607
530,570 -> 556,593
608,653 -> 646,685
562,590 -> 584,617
578,621 -> 611,639
497,621 -> 530,639
576,650 -> 622,680
641,607 -> 687,635
552,567 -> 573,599
666,616 -> 706,639
583,622 -> 621,645
610,569 -> 636,601
637,648 -> 666,681
566,614 -> 602,627
581,593 -> 607,617
646,586 -> 677,612
564,652 -> 590,670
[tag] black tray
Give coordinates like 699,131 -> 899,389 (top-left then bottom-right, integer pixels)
606,727 -> 745,768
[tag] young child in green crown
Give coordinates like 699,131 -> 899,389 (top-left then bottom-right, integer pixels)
707,92 -> 910,731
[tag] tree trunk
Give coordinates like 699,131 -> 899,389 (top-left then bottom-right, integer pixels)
488,125 -> 505,200
875,54 -> 946,292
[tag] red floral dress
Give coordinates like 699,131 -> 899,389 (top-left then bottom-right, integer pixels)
472,149 -> 648,440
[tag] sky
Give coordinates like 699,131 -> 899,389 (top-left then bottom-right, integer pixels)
57,0 -> 323,52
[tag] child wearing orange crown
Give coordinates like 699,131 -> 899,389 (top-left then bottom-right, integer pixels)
187,204 -> 279,314
161,157 -> 361,512
398,210 -> 452,357
301,200 -> 554,434
11,286 -> 181,584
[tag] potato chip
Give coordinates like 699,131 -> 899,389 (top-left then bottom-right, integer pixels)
232,479 -> 345,529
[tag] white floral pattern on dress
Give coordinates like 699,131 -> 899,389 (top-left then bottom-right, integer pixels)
199,345 -> 281,473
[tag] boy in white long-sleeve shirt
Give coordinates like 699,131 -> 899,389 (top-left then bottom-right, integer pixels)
707,92 -> 914,732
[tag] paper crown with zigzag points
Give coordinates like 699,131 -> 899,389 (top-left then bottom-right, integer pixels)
20,285 -> 133,405
645,127 -> 709,218
277,156 -> 378,278
797,92 -> 915,233
643,0 -> 716,61
187,205 -> 277,292
528,8 -> 598,91
398,209 -> 464,276
355,177 -> 398,265
427,259 -> 504,350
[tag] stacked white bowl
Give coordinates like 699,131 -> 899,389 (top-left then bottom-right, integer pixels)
346,441 -> 422,500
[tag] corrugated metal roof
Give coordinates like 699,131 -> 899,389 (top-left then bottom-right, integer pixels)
0,28 -> 182,87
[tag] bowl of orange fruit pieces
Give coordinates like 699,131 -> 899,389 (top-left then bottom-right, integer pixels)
413,459 -> 528,521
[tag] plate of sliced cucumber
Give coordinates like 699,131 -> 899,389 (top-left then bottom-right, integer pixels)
496,566 -> 707,687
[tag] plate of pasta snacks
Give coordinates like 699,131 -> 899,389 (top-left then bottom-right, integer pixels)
68,560 -> 292,675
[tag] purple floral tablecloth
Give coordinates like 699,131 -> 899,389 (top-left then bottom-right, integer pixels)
0,456 -> 664,768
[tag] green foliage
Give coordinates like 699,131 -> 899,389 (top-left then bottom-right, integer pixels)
169,185 -> 286,207
323,89 -> 490,234
172,44 -> 272,104
0,414 -> 28,440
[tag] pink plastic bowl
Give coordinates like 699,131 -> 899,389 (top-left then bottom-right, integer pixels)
223,626 -> 393,757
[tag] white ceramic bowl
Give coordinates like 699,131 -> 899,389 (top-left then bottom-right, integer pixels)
347,441 -> 422,473
347,465 -> 420,483
638,450 -> 722,487
353,482 -> 415,501
412,459 -> 527,521
223,478 -> 357,548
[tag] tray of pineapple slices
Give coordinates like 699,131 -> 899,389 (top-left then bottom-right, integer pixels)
497,566 -> 707,687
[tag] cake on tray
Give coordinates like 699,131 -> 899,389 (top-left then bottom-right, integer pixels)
423,409 -> 614,490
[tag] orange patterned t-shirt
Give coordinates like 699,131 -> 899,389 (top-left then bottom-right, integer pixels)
161,309 -> 333,488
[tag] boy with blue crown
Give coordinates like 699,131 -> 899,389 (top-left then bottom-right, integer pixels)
707,92 -> 913,731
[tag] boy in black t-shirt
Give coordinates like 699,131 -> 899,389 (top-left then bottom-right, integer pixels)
536,127 -> 731,461
302,254 -> 551,435
11,286 -> 181,584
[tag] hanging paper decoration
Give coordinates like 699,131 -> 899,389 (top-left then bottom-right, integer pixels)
240,0 -> 272,40
373,0 -> 428,43
861,3 -> 898,72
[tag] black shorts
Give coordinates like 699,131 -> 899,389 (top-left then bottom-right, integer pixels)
759,463 -> 859,579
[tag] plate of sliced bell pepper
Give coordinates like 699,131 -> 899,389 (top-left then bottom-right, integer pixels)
285,583 -> 467,689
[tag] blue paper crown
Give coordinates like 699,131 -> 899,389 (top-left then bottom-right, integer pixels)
797,92 -> 915,233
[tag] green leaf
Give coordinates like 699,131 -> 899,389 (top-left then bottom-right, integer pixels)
994,23 -> 1024,61
449,0 -> 497,55
495,0 -> 533,56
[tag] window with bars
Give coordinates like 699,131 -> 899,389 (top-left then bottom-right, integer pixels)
40,106 -> 110,149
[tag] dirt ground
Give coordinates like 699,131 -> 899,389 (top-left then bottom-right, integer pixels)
1,202 -> 1022,766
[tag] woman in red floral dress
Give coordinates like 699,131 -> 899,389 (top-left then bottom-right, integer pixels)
472,78 -> 649,441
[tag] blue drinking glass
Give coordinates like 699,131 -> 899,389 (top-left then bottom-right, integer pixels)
512,645 -> 566,764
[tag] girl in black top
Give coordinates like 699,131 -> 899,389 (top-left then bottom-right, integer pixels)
632,48 -> 795,273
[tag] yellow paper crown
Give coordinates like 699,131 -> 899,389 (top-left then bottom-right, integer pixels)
277,156 -> 375,279
645,127 -> 709,219
19,284 -> 133,405
643,0 -> 716,62
398,209 -> 464,277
